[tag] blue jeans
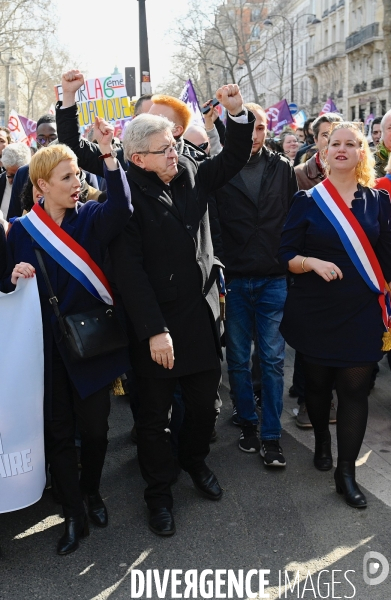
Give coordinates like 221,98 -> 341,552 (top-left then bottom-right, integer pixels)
225,276 -> 287,440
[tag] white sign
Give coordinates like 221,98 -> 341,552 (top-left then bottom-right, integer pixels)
0,277 -> 45,513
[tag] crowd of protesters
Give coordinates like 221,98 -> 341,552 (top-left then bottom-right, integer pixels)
1,69 -> 391,556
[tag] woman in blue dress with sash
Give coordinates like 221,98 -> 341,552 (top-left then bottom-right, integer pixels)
279,122 -> 391,508
3,118 -> 133,553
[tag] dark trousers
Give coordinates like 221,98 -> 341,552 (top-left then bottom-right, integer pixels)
136,368 -> 221,510
44,347 -> 111,518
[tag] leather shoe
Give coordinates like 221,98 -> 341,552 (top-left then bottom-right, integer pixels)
334,460 -> 367,508
148,508 -> 176,536
57,514 -> 89,556
314,430 -> 333,471
189,464 -> 223,500
84,492 -> 108,527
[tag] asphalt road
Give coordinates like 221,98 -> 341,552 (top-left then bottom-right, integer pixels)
1,349 -> 391,600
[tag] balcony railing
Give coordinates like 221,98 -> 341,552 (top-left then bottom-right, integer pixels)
371,77 -> 384,89
314,41 -> 345,65
346,22 -> 379,51
353,82 -> 367,94
329,4 -> 337,13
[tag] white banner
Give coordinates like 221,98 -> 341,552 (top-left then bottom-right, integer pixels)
0,277 -> 45,513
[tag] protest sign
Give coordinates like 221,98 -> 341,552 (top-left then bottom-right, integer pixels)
55,73 -> 134,127
0,278 -> 45,513
265,99 -> 294,134
179,79 -> 204,127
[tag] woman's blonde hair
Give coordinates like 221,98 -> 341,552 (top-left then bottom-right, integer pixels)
29,144 -> 78,193
324,122 -> 376,187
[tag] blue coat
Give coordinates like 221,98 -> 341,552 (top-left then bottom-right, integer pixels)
4,164 -> 133,418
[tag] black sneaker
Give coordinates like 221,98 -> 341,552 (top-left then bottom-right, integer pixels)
232,405 -> 240,426
260,440 -> 286,467
239,424 -> 260,453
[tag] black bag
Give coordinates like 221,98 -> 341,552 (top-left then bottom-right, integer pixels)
35,248 -> 128,362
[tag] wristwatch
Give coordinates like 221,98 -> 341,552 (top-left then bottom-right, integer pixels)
99,148 -> 117,160
229,108 -> 246,117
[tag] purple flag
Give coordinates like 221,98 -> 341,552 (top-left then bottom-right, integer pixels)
179,79 -> 204,127
265,99 -> 294,134
18,114 -> 37,139
319,98 -> 338,115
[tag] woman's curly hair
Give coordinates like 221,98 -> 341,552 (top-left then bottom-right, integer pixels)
324,122 -> 376,188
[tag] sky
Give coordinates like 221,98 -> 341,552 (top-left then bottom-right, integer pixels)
55,0 -> 190,94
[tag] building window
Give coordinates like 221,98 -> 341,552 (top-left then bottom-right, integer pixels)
381,100 -> 387,115
359,106 -> 365,121
340,20 -> 344,41
252,25 -> 261,39
351,106 -> 356,120
370,101 -> 376,116
251,8 -> 261,22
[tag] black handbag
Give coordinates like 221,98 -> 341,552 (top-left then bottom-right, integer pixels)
35,248 -> 128,362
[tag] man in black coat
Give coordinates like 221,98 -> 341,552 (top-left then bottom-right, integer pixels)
213,102 -> 298,466
105,86 -> 253,536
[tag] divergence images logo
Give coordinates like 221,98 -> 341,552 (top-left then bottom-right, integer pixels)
363,552 -> 390,586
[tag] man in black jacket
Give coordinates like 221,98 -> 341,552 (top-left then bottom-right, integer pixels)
214,102 -> 298,466
57,71 -> 255,536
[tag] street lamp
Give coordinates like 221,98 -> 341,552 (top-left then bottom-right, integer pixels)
264,13 -> 320,103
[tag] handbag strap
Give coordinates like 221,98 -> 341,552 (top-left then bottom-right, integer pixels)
34,247 -> 68,339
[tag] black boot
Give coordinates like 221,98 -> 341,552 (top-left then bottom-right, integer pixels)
334,460 -> 367,508
57,514 -> 89,555
314,430 -> 332,471
83,492 -> 108,528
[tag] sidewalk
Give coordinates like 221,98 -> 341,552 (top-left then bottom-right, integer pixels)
1,348 -> 391,599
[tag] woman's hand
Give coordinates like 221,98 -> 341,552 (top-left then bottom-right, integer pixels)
94,117 -> 114,152
11,262 -> 35,285
149,332 -> 175,369
305,257 -> 343,282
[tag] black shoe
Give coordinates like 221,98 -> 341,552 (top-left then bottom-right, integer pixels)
334,461 -> 367,508
239,424 -> 260,453
314,430 -> 333,471
260,440 -> 286,467
130,425 -> 138,444
189,464 -> 223,500
289,385 -> 299,397
148,508 -> 176,536
83,492 -> 108,527
57,514 -> 89,555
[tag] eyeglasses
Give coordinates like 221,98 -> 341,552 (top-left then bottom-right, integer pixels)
137,143 -> 180,157
37,135 -> 57,146
198,141 -> 209,151
330,121 -> 365,134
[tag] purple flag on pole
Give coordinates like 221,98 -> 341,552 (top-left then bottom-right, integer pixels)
179,79 -> 204,127
319,98 -> 339,115
265,99 -> 294,134
18,114 -> 37,138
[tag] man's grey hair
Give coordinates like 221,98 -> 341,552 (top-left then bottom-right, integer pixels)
1,142 -> 31,169
122,114 -> 175,160
312,113 -> 343,140
381,109 -> 391,132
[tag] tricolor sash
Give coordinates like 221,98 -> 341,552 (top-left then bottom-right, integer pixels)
311,179 -> 391,350
19,203 -> 114,305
